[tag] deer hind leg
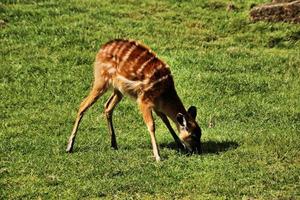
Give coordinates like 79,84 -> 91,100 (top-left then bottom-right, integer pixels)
139,102 -> 160,161
155,110 -> 185,151
104,90 -> 123,149
66,77 -> 109,153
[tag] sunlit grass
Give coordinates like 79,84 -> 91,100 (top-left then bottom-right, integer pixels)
1,0 -> 299,199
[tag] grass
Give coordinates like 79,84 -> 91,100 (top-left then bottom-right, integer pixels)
1,0 -> 299,199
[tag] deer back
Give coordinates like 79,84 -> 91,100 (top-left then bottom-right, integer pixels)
96,39 -> 175,102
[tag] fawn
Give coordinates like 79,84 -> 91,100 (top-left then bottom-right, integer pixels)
66,39 -> 202,161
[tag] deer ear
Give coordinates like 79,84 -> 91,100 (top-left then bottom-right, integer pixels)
176,113 -> 187,128
188,106 -> 197,119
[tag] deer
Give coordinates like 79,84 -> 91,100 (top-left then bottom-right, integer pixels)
66,39 -> 202,161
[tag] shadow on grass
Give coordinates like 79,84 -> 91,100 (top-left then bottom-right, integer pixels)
201,141 -> 239,154
70,140 -> 239,155
160,140 -> 239,155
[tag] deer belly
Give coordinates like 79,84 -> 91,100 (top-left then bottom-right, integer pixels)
111,75 -> 143,98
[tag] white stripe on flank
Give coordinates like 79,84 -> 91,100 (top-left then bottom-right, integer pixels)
145,63 -> 163,78
137,56 -> 154,74
114,42 -> 127,57
144,74 -> 170,91
130,50 -> 148,70
105,42 -> 117,54
111,42 -> 123,55
118,45 -> 137,70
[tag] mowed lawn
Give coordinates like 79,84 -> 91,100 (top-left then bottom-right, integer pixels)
1,0 -> 299,199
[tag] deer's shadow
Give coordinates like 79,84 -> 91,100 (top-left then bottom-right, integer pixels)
160,140 -> 239,155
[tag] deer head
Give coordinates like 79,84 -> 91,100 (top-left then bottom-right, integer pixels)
176,106 -> 202,153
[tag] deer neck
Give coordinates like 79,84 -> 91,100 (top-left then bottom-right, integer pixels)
159,89 -> 187,130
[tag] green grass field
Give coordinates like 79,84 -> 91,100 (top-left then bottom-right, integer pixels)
1,0 -> 299,199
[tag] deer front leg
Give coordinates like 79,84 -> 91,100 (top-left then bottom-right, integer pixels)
104,90 -> 123,149
155,111 -> 185,151
139,103 -> 161,161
